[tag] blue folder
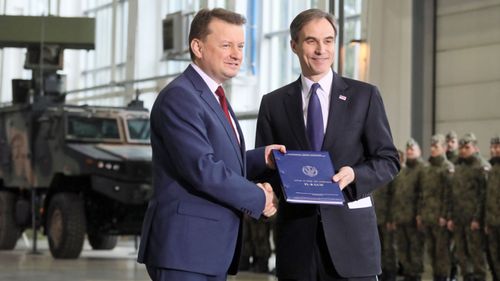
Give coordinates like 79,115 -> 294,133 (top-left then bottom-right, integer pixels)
272,150 -> 344,205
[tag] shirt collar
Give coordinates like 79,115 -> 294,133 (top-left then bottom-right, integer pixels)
191,63 -> 221,93
300,68 -> 333,97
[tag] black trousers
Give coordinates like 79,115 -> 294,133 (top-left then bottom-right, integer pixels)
279,216 -> 378,281
146,265 -> 226,281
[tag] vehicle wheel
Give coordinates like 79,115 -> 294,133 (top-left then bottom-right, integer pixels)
88,232 -> 118,250
47,193 -> 86,259
0,191 -> 21,250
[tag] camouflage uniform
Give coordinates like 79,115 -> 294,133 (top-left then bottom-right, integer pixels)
240,215 -> 272,273
446,150 -> 459,165
445,131 -> 459,281
485,136 -> 500,281
393,141 -> 426,280
449,135 -> 490,281
374,180 -> 397,281
446,131 -> 459,165
418,136 -> 454,280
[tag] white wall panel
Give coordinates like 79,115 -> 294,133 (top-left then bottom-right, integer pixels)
436,44 -> 500,87
367,0 -> 412,150
437,0 -> 500,16
437,5 -> 500,51
436,81 -> 500,122
436,0 -> 500,156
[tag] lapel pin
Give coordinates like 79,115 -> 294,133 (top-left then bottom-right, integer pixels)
339,95 -> 347,101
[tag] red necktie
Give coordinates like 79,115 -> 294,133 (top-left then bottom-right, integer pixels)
215,86 -> 238,140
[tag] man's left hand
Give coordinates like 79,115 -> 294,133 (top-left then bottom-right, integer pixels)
264,144 -> 287,169
332,166 -> 355,190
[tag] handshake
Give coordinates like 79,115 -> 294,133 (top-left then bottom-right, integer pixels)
254,144 -> 285,218
257,182 -> 278,217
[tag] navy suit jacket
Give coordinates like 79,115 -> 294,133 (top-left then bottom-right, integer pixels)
137,65 -> 268,275
256,71 -> 400,278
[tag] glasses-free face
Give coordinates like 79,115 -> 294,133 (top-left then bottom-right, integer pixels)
490,144 -> 500,157
190,18 -> 244,84
406,145 -> 421,160
430,143 -> 446,158
291,18 -> 336,82
459,143 -> 477,159
447,138 -> 458,152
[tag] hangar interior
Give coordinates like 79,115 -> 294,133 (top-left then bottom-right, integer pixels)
0,0 -> 499,280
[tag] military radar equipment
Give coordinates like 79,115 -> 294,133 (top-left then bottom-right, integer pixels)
0,15 -> 152,259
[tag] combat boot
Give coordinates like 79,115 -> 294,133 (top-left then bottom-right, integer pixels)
463,274 -> 475,281
449,264 -> 458,281
238,256 -> 250,271
382,271 -> 397,281
251,257 -> 269,273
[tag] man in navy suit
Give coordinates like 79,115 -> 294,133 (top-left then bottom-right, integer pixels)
137,8 -> 285,281
256,9 -> 400,281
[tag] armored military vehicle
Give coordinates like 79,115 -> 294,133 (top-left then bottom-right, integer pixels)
0,15 -> 152,259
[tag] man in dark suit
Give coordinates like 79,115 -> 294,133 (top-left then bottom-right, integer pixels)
256,9 -> 400,281
137,8 -> 284,281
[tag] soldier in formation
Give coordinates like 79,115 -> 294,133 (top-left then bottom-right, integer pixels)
417,134 -> 454,281
240,215 -> 272,273
447,133 -> 490,281
374,150 -> 404,281
485,135 -> 500,281
446,131 -> 459,164
445,131 -> 460,281
392,139 -> 426,281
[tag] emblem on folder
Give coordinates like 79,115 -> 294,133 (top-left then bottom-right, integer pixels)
302,165 -> 318,177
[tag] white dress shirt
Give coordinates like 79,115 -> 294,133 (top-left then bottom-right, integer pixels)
301,68 -> 333,133
191,63 -> 240,143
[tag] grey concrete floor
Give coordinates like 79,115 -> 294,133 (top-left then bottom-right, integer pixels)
0,236 -> 276,281
1,236 -> 494,281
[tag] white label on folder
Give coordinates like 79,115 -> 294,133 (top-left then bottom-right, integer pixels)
347,196 -> 372,209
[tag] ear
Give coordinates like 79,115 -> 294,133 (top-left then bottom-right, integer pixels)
190,39 -> 203,59
290,39 -> 298,54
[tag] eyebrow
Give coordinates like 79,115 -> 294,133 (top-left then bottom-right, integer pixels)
304,36 -> 335,41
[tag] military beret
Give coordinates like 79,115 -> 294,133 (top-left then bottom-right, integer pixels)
491,135 -> 500,145
446,131 -> 458,141
406,138 -> 419,148
431,134 -> 446,146
459,132 -> 477,146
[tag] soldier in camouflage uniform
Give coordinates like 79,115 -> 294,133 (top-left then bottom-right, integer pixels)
446,132 -> 460,281
393,139 -> 426,281
447,133 -> 490,281
485,135 -> 500,281
446,131 -> 459,165
416,134 -> 454,281
374,150 -> 404,281
240,215 -> 272,273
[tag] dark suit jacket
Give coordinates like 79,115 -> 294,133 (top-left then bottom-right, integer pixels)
137,65 -> 268,276
256,71 -> 400,278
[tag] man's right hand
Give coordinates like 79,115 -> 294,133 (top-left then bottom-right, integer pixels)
257,182 -> 277,217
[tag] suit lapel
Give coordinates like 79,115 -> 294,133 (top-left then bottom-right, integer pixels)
323,71 -> 349,149
185,66 -> 244,168
284,78 -> 310,150
228,105 -> 246,173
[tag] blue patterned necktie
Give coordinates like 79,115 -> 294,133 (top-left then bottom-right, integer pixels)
307,83 -> 323,151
